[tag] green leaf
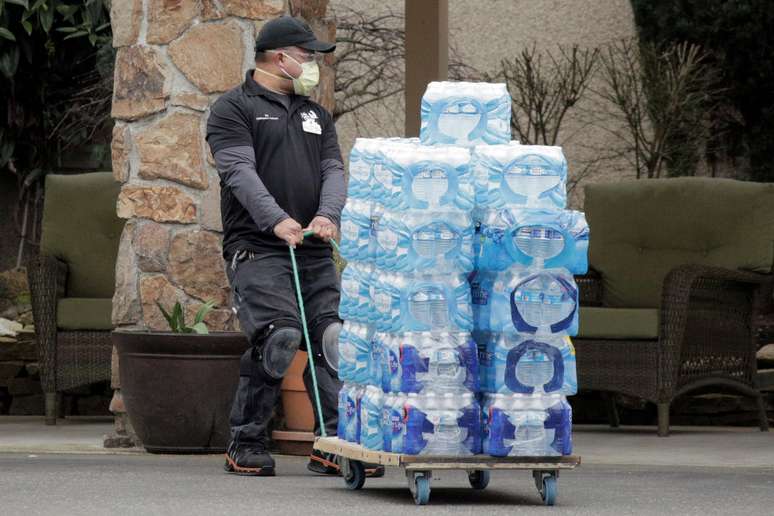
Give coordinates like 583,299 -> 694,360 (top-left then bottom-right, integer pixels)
0,28 -> 16,42
39,6 -> 54,33
55,27 -> 79,33
172,302 -> 185,331
56,4 -> 78,19
6,0 -> 30,8
95,22 -> 110,32
21,20 -> 32,36
194,300 -> 216,325
191,322 -> 209,335
63,30 -> 88,40
156,301 -> 176,332
31,0 -> 46,10
0,47 -> 20,79
88,33 -> 96,46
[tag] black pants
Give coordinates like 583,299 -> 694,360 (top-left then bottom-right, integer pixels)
226,250 -> 342,446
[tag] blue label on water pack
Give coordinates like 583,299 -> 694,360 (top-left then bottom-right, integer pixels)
486,334 -> 577,396
472,269 -> 578,336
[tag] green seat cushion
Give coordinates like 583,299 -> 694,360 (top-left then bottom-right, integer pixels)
585,178 -> 774,308
577,306 -> 659,340
56,297 -> 114,331
40,173 -> 124,298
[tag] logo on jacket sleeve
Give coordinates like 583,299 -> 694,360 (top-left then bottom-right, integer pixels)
300,110 -> 322,134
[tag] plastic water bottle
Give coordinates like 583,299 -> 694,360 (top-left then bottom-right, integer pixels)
544,394 -> 573,455
359,385 -> 384,450
337,321 -> 374,385
483,394 -> 548,456
473,330 -> 496,393
477,208 -> 589,273
370,137 -> 418,208
339,199 -> 373,262
472,268 -> 578,335
337,384 -> 349,440
379,333 -> 402,393
381,392 -> 406,452
472,144 -> 567,210
369,333 -> 384,388
403,392 -> 481,456
338,383 -> 362,443
511,270 -> 578,335
404,273 -> 474,332
348,139 -> 376,202
379,141 -> 474,211
489,333 -> 577,395
396,332 -> 479,394
339,263 -> 373,324
372,210 -> 476,273
368,271 -> 403,332
420,81 -> 511,146
371,272 -> 473,333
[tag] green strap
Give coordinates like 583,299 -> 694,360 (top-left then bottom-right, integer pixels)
287,231 -> 341,438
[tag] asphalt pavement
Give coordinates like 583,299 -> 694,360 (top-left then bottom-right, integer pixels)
0,452 -> 771,516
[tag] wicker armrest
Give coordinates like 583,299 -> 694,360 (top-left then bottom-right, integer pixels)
659,264 -> 771,382
27,255 -> 68,392
575,267 -> 603,306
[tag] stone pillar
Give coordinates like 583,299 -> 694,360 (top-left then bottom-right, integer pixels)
106,0 -> 336,448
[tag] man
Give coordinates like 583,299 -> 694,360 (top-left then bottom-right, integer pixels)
206,16 -> 380,477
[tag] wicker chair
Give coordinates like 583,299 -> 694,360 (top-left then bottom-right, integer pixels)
28,173 -> 124,424
574,178 -> 774,436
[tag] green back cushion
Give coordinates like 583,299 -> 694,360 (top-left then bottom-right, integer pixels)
40,173 -> 124,298
585,177 -> 774,308
57,298 -> 114,330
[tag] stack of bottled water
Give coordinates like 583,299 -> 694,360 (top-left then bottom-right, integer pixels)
337,135 -> 482,456
337,81 -> 585,458
471,143 -> 588,457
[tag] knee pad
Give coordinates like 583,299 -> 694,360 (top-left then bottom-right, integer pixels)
262,327 -> 302,380
320,322 -> 342,374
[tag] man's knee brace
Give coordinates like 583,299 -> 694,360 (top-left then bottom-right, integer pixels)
320,321 -> 341,375
262,326 -> 302,380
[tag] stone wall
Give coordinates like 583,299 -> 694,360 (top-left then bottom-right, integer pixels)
107,0 -> 335,447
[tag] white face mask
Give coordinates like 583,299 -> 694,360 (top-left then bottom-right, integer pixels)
276,51 -> 320,96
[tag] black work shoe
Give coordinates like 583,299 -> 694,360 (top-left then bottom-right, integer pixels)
307,449 -> 340,475
307,449 -> 385,478
224,441 -> 276,476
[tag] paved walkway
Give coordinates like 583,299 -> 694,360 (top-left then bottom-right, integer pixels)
1,417 -> 772,468
1,453 -> 772,515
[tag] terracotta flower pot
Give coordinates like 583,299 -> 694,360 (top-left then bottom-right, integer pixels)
273,351 -> 315,455
113,330 -> 249,454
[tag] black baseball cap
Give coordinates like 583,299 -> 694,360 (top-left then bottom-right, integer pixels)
255,16 -> 336,53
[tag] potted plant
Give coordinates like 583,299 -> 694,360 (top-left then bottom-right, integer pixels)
112,301 -> 248,454
272,351 -> 316,455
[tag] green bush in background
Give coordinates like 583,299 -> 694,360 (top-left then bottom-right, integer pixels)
631,0 -> 774,181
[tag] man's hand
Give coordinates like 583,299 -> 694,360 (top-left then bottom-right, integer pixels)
274,217 -> 304,247
304,215 -> 338,242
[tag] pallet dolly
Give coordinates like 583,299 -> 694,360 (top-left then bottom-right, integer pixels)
314,437 -> 580,506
